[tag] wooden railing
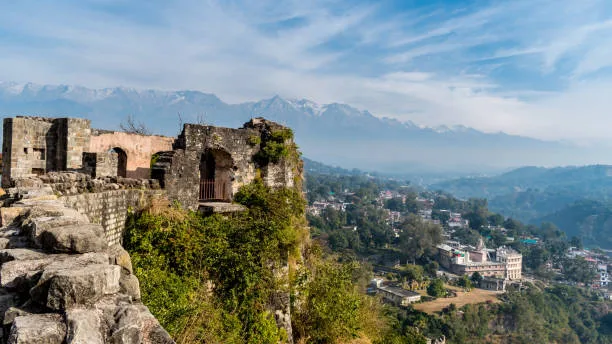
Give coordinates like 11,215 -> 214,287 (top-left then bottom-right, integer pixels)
199,179 -> 229,201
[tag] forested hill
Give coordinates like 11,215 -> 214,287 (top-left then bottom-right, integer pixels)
431,165 -> 612,249
432,165 -> 612,200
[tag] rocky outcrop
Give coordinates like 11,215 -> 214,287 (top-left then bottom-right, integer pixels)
0,187 -> 173,343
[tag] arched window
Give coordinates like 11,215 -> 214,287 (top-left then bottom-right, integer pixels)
110,147 -> 127,177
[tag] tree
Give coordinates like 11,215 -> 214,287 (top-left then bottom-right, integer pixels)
427,278 -> 446,297
569,236 -> 583,250
398,215 -> 443,264
562,257 -> 597,285
431,209 -> 450,226
457,275 -> 473,290
470,272 -> 483,286
401,264 -> 425,283
464,210 -> 488,230
424,261 -> 439,277
120,114 -> 152,135
488,213 -> 505,227
329,231 -> 349,250
385,198 -> 404,212
488,230 -> 507,248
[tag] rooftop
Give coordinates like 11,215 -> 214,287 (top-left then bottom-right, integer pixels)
378,285 -> 421,298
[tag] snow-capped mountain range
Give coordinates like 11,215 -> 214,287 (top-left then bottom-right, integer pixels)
0,82 -> 600,176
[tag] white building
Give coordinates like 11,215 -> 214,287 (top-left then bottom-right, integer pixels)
496,246 -> 523,280
597,264 -> 610,287
377,285 -> 421,306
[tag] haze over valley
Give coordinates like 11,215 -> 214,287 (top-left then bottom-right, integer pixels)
0,82 -> 607,178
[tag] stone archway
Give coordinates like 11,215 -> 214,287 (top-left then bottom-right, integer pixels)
110,147 -> 128,178
199,149 -> 233,202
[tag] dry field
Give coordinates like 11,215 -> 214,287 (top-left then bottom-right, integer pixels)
413,285 -> 503,314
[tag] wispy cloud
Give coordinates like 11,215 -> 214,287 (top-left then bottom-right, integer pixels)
2,0 -> 612,145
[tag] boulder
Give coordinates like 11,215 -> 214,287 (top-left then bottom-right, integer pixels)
27,253 -> 109,304
36,264 -> 120,310
0,249 -> 47,263
8,314 -> 66,344
108,245 -> 133,274
113,305 -> 173,344
119,273 -> 140,301
39,224 -> 107,254
26,215 -> 90,248
3,307 -> 30,327
65,308 -> 104,344
1,257 -> 55,289
0,208 -> 25,227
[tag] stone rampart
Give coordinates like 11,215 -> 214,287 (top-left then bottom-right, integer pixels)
0,183 -> 173,344
61,189 -> 162,246
8,173 -> 164,246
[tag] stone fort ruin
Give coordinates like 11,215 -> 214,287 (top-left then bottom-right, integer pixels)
2,116 -> 299,209
0,115 -> 301,343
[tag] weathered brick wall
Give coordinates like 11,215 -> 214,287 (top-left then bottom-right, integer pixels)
60,189 -> 164,246
89,130 -> 174,179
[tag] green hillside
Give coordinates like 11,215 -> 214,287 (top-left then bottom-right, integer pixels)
432,165 -> 612,249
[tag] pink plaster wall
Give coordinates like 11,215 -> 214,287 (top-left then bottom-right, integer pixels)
89,132 -> 174,179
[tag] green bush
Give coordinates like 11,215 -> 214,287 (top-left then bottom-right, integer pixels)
427,278 -> 446,298
124,180 -> 305,343
255,128 -> 296,164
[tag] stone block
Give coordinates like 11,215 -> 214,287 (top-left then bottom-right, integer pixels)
119,273 -> 140,301
0,208 -> 25,227
0,248 -> 47,263
39,264 -> 121,310
65,309 -> 104,344
107,245 -> 132,274
39,224 -> 107,254
1,257 -> 55,289
26,215 -> 90,248
8,314 -> 66,344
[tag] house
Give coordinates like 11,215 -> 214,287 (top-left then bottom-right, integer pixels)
597,264 -> 610,288
480,277 -> 507,291
436,243 -> 522,280
377,285 -> 421,306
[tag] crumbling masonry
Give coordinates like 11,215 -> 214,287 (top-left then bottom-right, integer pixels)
0,115 -> 302,343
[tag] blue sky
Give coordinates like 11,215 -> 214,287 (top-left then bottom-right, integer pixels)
2,0 -> 612,144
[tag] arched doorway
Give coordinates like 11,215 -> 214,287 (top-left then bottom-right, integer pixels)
110,147 -> 127,177
199,149 -> 233,202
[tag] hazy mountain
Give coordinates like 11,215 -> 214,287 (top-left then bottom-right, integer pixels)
432,165 -> 612,248
0,81 -> 599,175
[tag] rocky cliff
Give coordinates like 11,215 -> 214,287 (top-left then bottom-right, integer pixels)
0,178 -> 173,343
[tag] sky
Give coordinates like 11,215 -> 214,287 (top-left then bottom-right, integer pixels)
2,0 -> 612,145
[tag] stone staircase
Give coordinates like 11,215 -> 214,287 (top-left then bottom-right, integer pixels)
0,187 -> 173,343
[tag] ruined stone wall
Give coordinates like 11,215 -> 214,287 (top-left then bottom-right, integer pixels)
1,117 -> 91,188
64,118 -> 91,170
82,152 -> 118,178
61,189 -> 163,246
9,172 -> 163,247
89,130 -> 174,179
156,119 -> 300,210
2,117 -> 57,185
0,185 -> 173,343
